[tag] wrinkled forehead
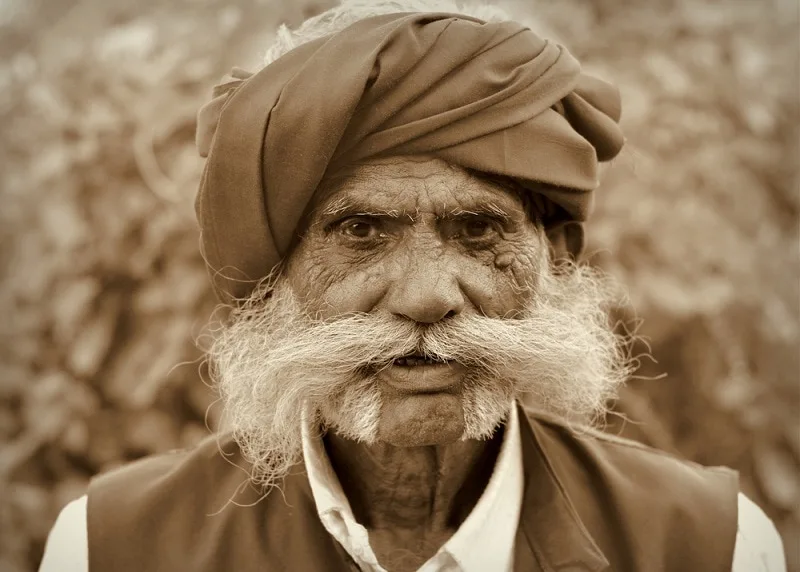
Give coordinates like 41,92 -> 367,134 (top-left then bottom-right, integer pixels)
309,155 -> 534,223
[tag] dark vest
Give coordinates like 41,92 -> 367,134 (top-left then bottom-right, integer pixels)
87,406 -> 739,571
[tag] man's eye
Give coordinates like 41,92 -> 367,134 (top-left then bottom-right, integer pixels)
460,218 -> 497,239
339,217 -> 381,239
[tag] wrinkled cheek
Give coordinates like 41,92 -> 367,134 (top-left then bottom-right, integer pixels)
319,267 -> 388,317
497,248 -> 548,306
286,247 -> 385,316
460,254 -> 537,317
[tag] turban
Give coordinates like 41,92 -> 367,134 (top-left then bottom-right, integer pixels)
195,12 -> 624,303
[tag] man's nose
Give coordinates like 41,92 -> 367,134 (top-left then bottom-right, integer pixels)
383,254 -> 466,324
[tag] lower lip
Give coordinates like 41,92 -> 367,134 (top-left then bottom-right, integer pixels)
379,361 -> 464,394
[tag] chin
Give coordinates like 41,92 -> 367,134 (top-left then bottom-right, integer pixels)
376,393 -> 466,447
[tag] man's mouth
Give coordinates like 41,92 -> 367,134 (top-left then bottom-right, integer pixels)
392,354 -> 449,367
381,354 -> 462,393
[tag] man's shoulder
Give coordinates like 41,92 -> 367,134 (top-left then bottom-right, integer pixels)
100,431 -> 240,473
520,405 -> 742,570
87,431 -> 271,528
521,405 -> 738,486
91,432 -> 248,494
84,434 -> 325,571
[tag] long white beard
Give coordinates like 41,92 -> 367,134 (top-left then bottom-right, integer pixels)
206,261 -> 638,489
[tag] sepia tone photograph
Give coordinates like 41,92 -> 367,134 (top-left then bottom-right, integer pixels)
1,0 -> 798,570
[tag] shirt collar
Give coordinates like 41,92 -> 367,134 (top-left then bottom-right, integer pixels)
301,404 -> 523,572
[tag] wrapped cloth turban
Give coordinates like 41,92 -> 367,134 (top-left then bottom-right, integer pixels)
195,12 -> 625,303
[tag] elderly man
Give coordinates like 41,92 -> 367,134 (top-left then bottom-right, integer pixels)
40,1 -> 785,571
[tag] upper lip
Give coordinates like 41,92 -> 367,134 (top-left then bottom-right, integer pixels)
392,354 -> 449,366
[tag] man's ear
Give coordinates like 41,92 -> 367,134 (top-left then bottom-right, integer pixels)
545,221 -> 584,262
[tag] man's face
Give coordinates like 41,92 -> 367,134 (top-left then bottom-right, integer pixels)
284,156 -> 547,446
210,154 -> 630,486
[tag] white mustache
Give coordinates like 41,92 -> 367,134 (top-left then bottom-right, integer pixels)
263,311 -> 545,378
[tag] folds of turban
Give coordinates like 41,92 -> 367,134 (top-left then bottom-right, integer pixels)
195,12 -> 625,303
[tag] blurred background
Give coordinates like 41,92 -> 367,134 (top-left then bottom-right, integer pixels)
0,0 -> 797,570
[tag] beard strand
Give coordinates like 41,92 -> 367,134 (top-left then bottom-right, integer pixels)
206,261 -> 638,489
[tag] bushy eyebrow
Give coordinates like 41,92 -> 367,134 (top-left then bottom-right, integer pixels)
442,202 -> 512,222
318,195 -> 517,223
319,196 -> 409,220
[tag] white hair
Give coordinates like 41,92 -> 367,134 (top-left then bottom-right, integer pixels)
262,0 -> 537,67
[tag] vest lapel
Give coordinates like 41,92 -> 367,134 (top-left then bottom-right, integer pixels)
263,465 -> 358,572
514,405 -> 610,572
513,523 -> 544,572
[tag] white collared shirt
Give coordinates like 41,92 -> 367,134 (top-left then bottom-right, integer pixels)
40,405 -> 786,572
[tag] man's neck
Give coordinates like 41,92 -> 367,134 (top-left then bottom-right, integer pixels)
323,428 -> 504,532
